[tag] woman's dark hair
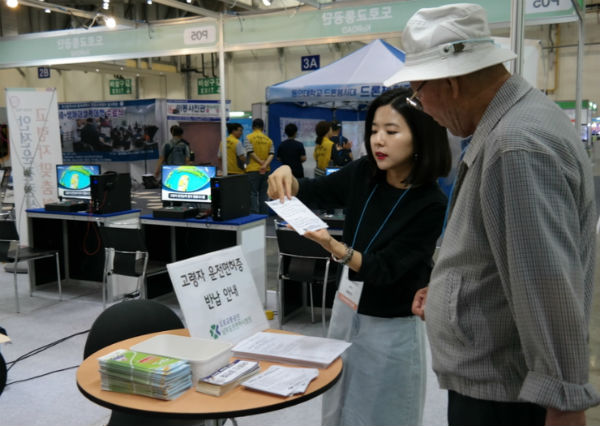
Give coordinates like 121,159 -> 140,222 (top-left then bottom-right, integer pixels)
315,121 -> 331,145
284,123 -> 298,138
364,87 -> 451,186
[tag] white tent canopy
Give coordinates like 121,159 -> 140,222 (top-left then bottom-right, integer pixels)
266,39 -> 405,109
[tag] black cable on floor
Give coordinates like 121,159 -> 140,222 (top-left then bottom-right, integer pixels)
6,329 -> 89,373
5,365 -> 79,386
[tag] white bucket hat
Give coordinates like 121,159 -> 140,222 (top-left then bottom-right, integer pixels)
384,3 -> 516,86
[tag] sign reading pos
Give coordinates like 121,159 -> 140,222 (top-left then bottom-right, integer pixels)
167,245 -> 269,344
184,25 -> 217,45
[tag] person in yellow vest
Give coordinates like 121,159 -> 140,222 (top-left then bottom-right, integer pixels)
244,118 -> 274,214
219,122 -> 246,175
313,120 -> 334,177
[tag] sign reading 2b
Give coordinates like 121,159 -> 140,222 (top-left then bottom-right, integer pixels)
184,26 -> 217,45
301,55 -> 320,71
526,0 -> 573,14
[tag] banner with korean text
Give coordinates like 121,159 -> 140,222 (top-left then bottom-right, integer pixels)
167,245 -> 269,344
5,88 -> 62,242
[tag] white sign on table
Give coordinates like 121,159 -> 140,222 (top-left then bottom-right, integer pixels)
167,245 -> 269,344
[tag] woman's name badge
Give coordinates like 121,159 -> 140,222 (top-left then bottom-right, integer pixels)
337,265 -> 363,311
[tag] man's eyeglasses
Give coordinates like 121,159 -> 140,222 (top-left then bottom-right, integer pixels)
406,81 -> 427,110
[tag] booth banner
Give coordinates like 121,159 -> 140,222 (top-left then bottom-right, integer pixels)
59,99 -> 160,163
6,88 -> 63,241
167,245 -> 269,345
166,99 -> 230,122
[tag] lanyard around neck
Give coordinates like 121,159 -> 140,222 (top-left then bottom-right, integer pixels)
351,184 -> 411,254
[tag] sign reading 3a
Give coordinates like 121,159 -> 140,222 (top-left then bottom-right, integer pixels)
301,55 -> 320,71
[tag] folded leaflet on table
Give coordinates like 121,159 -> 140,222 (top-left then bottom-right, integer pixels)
196,359 -> 260,396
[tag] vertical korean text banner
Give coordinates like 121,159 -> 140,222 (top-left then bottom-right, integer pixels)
5,88 -> 62,242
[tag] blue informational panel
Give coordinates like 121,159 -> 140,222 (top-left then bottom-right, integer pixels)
301,55 -> 320,71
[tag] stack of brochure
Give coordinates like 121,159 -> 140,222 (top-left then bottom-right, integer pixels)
98,349 -> 192,400
196,360 -> 260,396
232,332 -> 351,369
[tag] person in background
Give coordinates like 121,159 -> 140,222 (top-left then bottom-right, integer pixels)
267,87 -> 451,426
330,120 -> 353,167
276,123 -> 306,178
219,122 -> 246,175
244,118 -> 274,214
386,4 -> 600,426
81,118 -> 111,152
154,125 -> 191,179
313,120 -> 334,177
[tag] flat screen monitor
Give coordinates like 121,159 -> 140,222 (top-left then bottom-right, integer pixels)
325,167 -> 340,175
56,164 -> 101,200
161,165 -> 216,203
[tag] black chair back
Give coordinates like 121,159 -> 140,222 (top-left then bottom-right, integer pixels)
275,227 -> 330,259
83,299 -> 184,359
0,220 -> 19,242
99,226 -> 147,252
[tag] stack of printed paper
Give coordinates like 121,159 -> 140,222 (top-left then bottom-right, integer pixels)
242,365 -> 319,397
232,332 -> 351,369
98,349 -> 192,400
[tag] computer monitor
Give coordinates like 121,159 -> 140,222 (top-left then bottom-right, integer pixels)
56,164 -> 101,201
161,165 -> 217,204
325,167 -> 340,175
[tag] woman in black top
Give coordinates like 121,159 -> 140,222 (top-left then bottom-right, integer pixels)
267,87 -> 451,426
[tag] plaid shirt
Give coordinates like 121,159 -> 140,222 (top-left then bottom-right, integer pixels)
426,75 -> 600,411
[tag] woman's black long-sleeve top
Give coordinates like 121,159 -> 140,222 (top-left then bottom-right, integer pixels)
297,157 -> 447,318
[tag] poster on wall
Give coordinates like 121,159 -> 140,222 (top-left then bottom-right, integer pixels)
59,99 -> 160,163
6,87 -> 63,241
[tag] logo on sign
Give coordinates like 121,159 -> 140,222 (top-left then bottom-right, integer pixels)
210,324 -> 221,339
301,55 -> 320,71
184,26 -> 216,45
38,67 -> 51,79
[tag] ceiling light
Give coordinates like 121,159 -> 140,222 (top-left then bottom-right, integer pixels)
262,0 -> 271,5
6,0 -> 19,8
95,68 -> 100,72
44,8 -> 51,13
186,0 -> 192,3
102,2 -> 109,10
146,0 -> 152,4
103,16 -> 116,28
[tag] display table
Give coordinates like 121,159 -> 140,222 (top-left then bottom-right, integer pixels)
140,214 -> 267,304
25,209 -> 141,291
77,328 -> 342,420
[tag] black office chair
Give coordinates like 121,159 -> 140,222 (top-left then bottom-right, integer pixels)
0,217 -> 62,313
99,226 -> 167,309
275,222 -> 338,336
83,299 -> 187,426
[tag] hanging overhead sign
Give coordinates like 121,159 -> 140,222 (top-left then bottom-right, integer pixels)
0,1 -> 584,69
197,77 -> 220,95
109,79 -> 132,95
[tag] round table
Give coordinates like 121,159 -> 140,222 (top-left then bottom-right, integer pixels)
77,329 -> 343,420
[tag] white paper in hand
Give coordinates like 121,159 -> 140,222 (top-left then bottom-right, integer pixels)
265,197 -> 328,235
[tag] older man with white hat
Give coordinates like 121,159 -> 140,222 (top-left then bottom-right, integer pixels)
385,3 -> 599,426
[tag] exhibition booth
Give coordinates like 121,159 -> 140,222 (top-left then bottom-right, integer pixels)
266,39 -> 405,175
